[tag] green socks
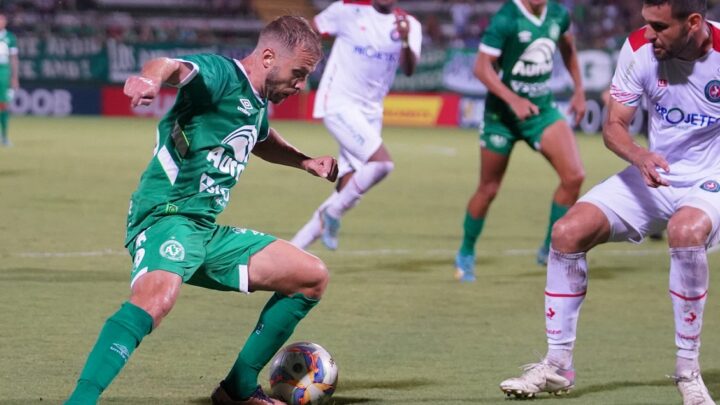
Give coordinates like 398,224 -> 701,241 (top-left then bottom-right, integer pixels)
224,293 -> 319,400
460,212 -> 485,256
0,109 -> 8,143
543,201 -> 570,249
65,302 -> 153,405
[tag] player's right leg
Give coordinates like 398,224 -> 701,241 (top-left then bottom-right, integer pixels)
455,145 -> 511,282
500,202 -> 609,398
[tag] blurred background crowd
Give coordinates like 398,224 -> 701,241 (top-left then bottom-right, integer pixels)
5,0 -> 720,51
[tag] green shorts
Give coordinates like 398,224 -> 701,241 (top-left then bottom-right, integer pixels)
127,215 -> 277,293
480,106 -> 565,156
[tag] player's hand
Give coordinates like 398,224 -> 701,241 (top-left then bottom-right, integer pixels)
567,90 -> 587,127
509,96 -> 539,121
394,9 -> 410,41
302,156 -> 338,183
124,75 -> 162,108
632,150 -> 670,188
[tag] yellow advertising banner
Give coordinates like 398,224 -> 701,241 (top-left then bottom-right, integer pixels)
383,95 -> 443,126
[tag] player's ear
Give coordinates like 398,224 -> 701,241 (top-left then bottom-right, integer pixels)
262,48 -> 276,69
686,12 -> 703,33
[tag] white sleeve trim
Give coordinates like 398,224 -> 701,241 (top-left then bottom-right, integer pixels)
170,59 -> 199,88
479,43 -> 502,57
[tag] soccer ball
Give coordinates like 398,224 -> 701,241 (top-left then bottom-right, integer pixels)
269,341 -> 338,405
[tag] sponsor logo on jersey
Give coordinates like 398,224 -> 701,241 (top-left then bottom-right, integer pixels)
511,38 -> 556,77
700,180 -> 720,192
704,80 -> 720,103
654,103 -> 720,127
159,239 -> 185,261
353,45 -> 398,62
518,30 -> 532,43
237,98 -> 254,116
199,173 -> 230,204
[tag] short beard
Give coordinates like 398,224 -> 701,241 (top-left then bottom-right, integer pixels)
265,67 -> 285,104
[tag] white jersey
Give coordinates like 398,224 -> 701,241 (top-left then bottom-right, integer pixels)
610,23 -> 720,186
313,0 -> 422,118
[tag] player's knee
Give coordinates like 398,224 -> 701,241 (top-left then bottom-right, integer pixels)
130,290 -> 177,326
561,170 -> 585,192
477,182 -> 501,201
551,217 -> 584,251
299,257 -> 330,298
667,218 -> 710,246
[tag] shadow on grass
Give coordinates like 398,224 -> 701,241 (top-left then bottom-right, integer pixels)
558,368 -> 720,400
513,265 -> 639,281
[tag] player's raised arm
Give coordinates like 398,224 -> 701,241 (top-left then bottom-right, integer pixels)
603,96 -> 669,188
558,31 -> 586,127
474,52 -> 538,120
252,128 -> 338,182
123,57 -> 195,107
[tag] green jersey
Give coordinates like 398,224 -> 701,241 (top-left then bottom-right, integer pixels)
480,0 -> 570,116
0,29 -> 17,82
126,54 -> 269,246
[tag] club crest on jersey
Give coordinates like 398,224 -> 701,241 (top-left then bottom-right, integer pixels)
549,23 -> 560,41
700,180 -> 720,192
159,239 -> 185,261
658,79 -> 668,87
390,28 -> 401,42
704,80 -> 720,103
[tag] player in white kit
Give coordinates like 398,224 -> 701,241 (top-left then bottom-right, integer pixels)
499,1 -> 719,403
291,0 -> 421,250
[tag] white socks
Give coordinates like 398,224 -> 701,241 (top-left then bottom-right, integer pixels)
544,248 -> 588,369
325,161 -> 394,218
290,192 -> 338,249
669,246 -> 708,373
290,161 -> 394,249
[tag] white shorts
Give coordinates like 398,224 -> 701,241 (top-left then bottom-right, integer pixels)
323,110 -> 383,178
579,166 -> 720,246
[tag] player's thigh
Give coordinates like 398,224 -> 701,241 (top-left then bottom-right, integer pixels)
246,239 -> 328,298
676,178 -> 720,247
323,111 -> 383,163
128,216 -> 208,289
579,166 -> 674,243
537,117 -> 584,179
196,226 -> 277,293
478,147 -> 511,188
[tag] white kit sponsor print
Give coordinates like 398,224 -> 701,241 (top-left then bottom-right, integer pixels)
610,22 -> 720,186
312,1 -> 422,117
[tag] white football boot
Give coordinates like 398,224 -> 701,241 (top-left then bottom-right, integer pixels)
673,370 -> 716,405
499,359 -> 575,398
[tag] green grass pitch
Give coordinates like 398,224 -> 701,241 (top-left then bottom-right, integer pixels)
0,116 -> 718,404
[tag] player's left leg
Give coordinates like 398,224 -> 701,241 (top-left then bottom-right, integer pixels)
217,239 -> 328,403
0,88 -> 11,146
666,206 -> 716,404
536,119 -> 585,265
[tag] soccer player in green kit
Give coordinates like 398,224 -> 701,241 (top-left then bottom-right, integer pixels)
0,12 -> 18,147
454,0 -> 587,281
64,16 -> 337,405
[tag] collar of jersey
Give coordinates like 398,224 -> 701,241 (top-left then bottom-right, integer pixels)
512,0 -> 547,27
234,59 -> 266,105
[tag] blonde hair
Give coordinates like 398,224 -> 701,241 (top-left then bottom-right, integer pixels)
259,15 -> 322,61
